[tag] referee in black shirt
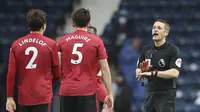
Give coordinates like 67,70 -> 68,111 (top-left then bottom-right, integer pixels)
136,19 -> 182,112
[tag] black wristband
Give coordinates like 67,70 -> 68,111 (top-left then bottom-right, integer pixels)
151,71 -> 154,76
155,70 -> 158,76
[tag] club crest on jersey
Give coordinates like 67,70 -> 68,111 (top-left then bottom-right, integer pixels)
175,58 -> 182,68
158,59 -> 165,67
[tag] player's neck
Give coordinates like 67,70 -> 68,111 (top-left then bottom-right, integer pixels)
76,27 -> 87,32
30,31 -> 44,35
154,39 -> 166,47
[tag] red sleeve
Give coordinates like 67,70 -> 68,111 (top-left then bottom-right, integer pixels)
57,39 -> 62,52
7,47 -> 16,97
97,39 -> 108,59
51,43 -> 61,83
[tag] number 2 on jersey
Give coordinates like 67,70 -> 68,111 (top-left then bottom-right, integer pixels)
71,43 -> 83,64
25,47 -> 38,69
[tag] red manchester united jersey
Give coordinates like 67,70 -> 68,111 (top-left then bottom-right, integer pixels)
58,30 -> 108,96
7,33 -> 60,105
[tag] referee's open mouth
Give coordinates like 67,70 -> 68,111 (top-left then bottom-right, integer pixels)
153,33 -> 158,36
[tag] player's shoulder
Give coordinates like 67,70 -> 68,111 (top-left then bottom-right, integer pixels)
142,43 -> 154,51
43,36 -> 56,44
11,35 -> 26,48
90,34 -> 102,41
58,33 -> 72,43
87,33 -> 103,44
59,34 -> 71,40
81,32 -> 104,45
167,42 -> 180,52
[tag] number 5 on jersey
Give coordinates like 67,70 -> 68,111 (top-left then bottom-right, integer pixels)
71,43 -> 83,64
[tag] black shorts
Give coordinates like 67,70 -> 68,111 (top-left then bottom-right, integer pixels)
143,89 -> 176,112
60,94 -> 96,112
18,104 -> 49,112
0,86 -> 6,112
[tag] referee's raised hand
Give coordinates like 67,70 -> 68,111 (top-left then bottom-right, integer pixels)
136,61 -> 152,80
140,61 -> 152,72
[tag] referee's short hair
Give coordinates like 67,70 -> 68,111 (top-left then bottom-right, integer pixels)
155,19 -> 170,32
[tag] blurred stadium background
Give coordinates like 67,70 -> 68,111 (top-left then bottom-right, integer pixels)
0,0 -> 200,112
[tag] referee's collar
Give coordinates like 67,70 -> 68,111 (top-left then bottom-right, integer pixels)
154,41 -> 168,50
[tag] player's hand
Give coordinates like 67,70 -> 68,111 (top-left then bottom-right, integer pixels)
103,94 -> 114,112
138,72 -> 152,77
136,61 -> 152,80
116,76 -> 124,84
140,61 -> 152,72
6,97 -> 16,112
136,74 -> 146,80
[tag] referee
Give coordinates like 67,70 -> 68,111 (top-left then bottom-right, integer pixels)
136,19 -> 182,112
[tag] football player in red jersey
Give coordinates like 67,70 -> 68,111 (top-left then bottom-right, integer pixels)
88,26 -> 107,112
6,9 -> 60,112
58,8 -> 113,112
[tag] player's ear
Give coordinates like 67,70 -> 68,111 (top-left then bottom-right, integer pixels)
72,21 -> 76,28
43,23 -> 47,30
41,24 -> 46,32
165,30 -> 169,37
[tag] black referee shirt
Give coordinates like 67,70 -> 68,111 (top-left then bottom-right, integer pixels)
137,42 -> 182,91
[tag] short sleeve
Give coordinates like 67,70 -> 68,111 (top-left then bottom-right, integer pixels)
137,47 -> 146,68
169,46 -> 182,71
97,39 -> 108,59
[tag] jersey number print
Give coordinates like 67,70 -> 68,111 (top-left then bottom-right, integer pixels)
71,43 -> 83,64
25,46 -> 38,69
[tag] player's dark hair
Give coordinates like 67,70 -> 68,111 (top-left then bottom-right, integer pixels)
72,8 -> 90,28
26,9 -> 47,31
88,26 -> 97,35
155,19 -> 170,32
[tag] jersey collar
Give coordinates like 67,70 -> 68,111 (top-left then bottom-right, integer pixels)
154,41 -> 168,50
74,29 -> 88,33
28,32 -> 42,36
